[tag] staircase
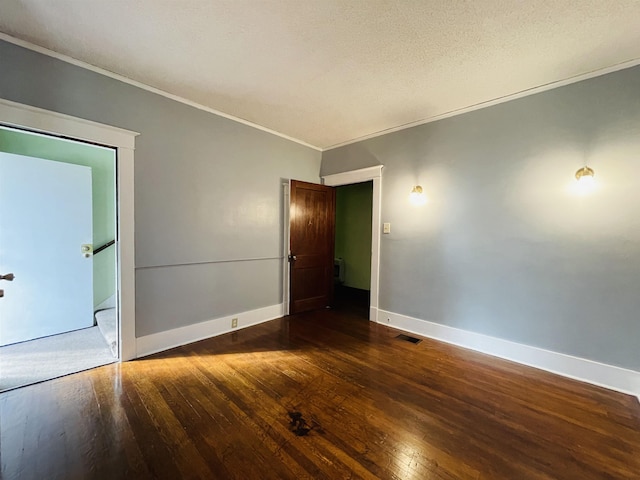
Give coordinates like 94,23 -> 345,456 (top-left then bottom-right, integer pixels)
95,308 -> 118,357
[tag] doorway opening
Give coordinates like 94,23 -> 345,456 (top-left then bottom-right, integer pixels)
0,125 -> 118,391
333,181 -> 373,319
284,165 -> 382,321
323,166 -> 382,322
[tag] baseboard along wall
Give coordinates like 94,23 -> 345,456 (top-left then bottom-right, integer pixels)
136,303 -> 284,358
376,308 -> 640,400
136,303 -> 639,401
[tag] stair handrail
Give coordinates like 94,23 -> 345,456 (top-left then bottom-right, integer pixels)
94,239 -> 115,255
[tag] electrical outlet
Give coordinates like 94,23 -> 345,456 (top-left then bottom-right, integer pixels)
231,318 -> 238,328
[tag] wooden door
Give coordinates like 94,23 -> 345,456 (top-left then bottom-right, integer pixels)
289,180 -> 336,314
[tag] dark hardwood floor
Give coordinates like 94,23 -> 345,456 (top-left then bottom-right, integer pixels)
1,309 -> 639,479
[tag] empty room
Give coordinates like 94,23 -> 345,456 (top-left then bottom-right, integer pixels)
0,1 -> 639,479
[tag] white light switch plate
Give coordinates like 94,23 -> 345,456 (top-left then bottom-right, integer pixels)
383,223 -> 391,234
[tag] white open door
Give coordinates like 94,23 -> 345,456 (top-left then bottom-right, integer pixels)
0,152 -> 94,346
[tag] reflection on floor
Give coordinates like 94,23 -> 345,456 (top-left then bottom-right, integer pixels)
0,326 -> 116,392
2,311 -> 637,479
333,285 -> 370,319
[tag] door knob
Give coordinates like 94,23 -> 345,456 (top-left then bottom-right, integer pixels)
81,244 -> 93,258
0,273 -> 14,281
288,254 -> 297,262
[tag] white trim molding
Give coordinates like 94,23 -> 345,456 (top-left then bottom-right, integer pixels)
379,309 -> 640,399
0,98 -> 137,148
282,182 -> 291,316
0,98 -> 138,361
117,146 -> 136,361
323,165 -> 383,186
3,33 -> 640,153
323,58 -> 640,151
323,165 -> 383,322
136,303 -> 284,358
0,33 -> 320,152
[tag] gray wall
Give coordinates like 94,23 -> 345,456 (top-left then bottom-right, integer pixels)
0,40 -> 321,337
322,66 -> 640,371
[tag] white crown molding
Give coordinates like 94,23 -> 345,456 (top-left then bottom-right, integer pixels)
0,33 -> 321,152
4,32 -> 640,154
136,303 -> 284,358
379,309 -> 640,399
324,57 -> 640,151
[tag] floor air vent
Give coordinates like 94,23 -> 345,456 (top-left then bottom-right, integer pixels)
395,334 -> 422,344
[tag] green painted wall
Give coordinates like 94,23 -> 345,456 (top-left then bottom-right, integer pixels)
335,181 -> 373,290
0,128 -> 116,307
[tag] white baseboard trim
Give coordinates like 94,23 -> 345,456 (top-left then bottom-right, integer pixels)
136,303 -> 284,358
378,309 -> 640,399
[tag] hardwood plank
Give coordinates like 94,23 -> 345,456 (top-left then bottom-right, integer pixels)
88,363 -> 152,478
1,309 -> 639,479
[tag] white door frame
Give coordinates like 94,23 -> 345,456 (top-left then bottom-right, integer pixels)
322,166 -> 383,322
0,98 -> 138,360
282,182 -> 291,316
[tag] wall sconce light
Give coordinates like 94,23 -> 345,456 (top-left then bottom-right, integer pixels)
575,166 -> 595,184
574,166 -> 596,194
409,185 -> 427,205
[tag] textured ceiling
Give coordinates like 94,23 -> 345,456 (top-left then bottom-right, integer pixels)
1,1 -> 640,150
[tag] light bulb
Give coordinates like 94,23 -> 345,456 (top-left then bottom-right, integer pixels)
574,166 -> 596,195
409,185 -> 427,205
